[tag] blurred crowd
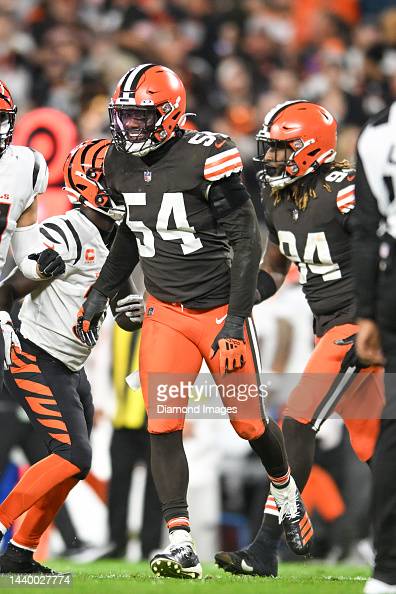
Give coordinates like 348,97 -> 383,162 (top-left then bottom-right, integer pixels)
0,0 -> 394,565
1,0 -> 396,199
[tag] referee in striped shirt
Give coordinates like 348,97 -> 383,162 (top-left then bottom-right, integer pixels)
353,101 -> 396,594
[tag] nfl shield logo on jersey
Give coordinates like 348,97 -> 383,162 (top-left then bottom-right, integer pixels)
144,170 -> 152,183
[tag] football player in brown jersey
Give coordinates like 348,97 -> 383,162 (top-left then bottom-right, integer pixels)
215,101 -> 384,577
75,65 -> 313,578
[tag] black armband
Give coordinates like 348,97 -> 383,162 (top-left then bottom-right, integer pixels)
256,270 -> 277,304
207,174 -> 250,219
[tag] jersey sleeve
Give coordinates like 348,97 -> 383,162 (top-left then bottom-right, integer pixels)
23,149 -> 49,212
32,149 -> 49,195
336,182 -> 355,213
38,216 -> 78,264
203,135 -> 243,182
334,171 -> 356,232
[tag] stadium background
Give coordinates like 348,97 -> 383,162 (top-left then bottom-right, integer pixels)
0,0 -> 394,566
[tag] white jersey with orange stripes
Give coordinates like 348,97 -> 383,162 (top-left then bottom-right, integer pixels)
19,209 -> 110,371
0,145 -> 48,276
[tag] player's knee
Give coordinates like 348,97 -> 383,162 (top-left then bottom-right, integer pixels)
231,420 -> 265,441
71,440 -> 92,479
148,419 -> 184,434
283,416 -> 316,446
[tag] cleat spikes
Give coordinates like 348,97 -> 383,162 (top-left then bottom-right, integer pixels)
150,542 -> 202,579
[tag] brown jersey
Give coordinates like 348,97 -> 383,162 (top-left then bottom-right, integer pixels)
104,130 -> 244,308
262,166 -> 357,336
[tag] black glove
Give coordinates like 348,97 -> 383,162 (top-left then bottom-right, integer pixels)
210,314 -> 246,374
28,249 -> 65,278
74,288 -> 108,347
335,334 -> 370,373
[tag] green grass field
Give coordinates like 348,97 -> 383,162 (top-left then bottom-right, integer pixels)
0,560 -> 371,594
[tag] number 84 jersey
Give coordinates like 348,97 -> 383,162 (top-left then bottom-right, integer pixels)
262,166 -> 357,336
104,130 -> 243,308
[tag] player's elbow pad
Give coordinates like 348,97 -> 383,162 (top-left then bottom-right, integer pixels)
207,174 -> 251,218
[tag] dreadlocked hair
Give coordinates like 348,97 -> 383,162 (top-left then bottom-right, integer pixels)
271,160 -> 352,211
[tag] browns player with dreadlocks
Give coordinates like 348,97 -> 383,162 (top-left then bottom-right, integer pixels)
215,100 -> 384,577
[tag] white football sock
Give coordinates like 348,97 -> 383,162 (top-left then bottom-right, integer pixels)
169,529 -> 193,546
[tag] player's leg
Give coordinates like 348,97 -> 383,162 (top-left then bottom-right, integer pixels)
141,439 -> 163,559
0,477 -> 79,574
23,430 -> 85,556
365,327 -> 396,592
139,298 -> 203,578
107,428 -> 137,558
0,340 -> 92,571
215,323 -> 364,576
7,367 -> 95,555
203,310 -> 312,567
335,368 -> 383,464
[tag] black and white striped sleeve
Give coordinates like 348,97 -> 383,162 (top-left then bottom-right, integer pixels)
38,217 -> 81,264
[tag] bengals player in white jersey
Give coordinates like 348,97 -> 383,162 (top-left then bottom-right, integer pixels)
0,81 -> 65,385
0,139 -> 143,574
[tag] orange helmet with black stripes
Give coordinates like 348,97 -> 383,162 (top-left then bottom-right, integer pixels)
0,80 -> 16,157
109,63 -> 186,156
63,139 -> 125,221
255,100 -> 337,189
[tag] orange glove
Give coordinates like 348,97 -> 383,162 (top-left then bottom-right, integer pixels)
210,315 -> 246,375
